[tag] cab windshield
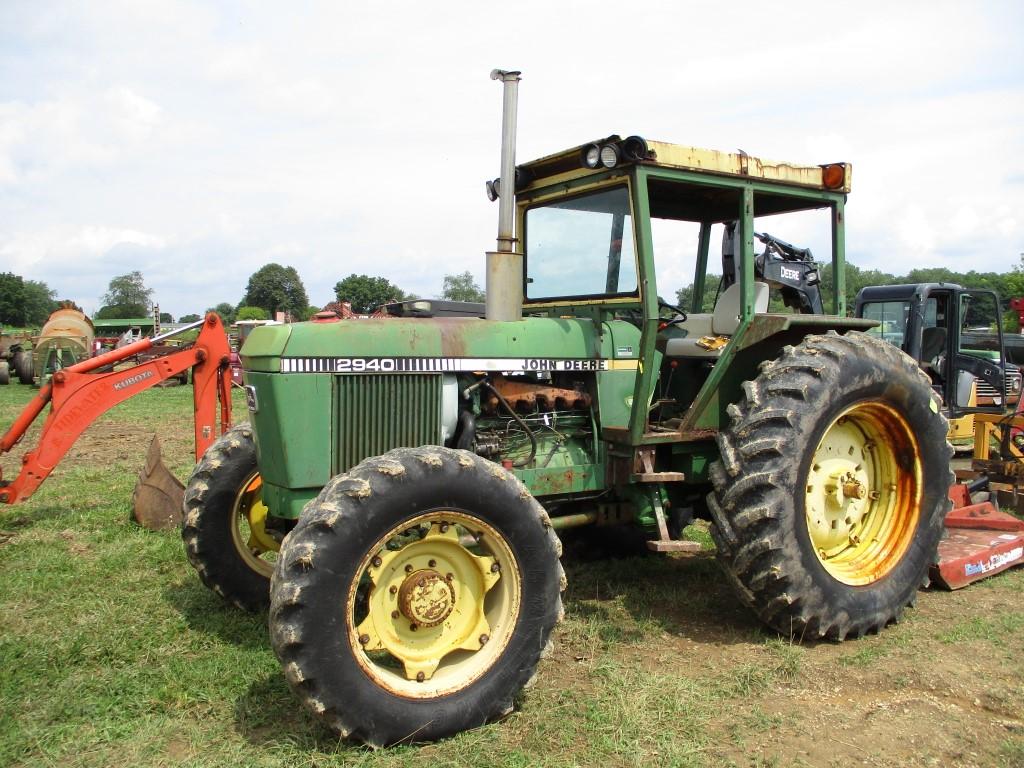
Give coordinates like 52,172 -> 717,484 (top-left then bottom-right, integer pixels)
524,185 -> 638,301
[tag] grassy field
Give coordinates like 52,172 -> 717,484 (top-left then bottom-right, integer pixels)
1,383 -> 1023,768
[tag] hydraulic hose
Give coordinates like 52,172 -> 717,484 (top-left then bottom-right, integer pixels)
482,380 -> 538,468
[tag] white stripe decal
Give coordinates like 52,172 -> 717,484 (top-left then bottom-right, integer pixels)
276,357 -> 624,373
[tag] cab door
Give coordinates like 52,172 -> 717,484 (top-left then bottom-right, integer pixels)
948,289 -> 1008,416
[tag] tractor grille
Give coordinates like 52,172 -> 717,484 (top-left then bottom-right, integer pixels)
976,369 -> 1021,403
334,374 -> 443,473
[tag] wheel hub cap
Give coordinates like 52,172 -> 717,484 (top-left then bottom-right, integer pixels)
355,521 -> 502,681
398,569 -> 455,627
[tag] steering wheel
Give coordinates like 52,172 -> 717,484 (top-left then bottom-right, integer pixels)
658,300 -> 688,327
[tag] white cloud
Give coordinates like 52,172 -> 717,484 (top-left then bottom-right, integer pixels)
67,225 -> 166,254
0,0 -> 1021,317
104,86 -> 162,139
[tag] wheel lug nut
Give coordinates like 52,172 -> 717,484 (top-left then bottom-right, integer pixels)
428,559 -> 436,568
371,555 -> 382,568
405,564 -> 413,573
410,623 -> 418,631
391,610 -> 399,619
440,523 -> 449,533
446,572 -> 453,581
479,633 -> 489,646
358,634 -> 369,645
490,562 -> 500,573
416,672 -> 425,682
389,585 -> 397,595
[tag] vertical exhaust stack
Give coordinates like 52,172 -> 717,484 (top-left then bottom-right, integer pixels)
486,69 -> 523,322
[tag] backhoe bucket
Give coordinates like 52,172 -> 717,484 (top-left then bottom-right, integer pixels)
132,436 -> 185,530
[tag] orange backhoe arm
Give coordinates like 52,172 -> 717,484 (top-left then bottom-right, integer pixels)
0,313 -> 232,505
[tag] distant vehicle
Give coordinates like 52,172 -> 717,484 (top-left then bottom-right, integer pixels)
855,283 -> 1019,410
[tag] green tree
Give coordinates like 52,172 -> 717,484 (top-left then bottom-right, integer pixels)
207,303 -> 237,326
179,313 -> 202,323
0,274 -> 60,326
440,271 -> 485,302
1,275 -> 25,325
334,274 -> 409,315
241,264 -> 309,320
237,305 -> 269,321
159,312 -> 173,323
0,272 -> 27,326
1002,254 -> 1024,299
98,271 -> 152,317
816,261 -> 898,315
21,280 -> 58,326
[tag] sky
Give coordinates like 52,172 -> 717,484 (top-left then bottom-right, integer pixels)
1,0 -> 1022,319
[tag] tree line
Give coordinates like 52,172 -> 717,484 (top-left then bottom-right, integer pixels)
7,256 -> 1024,330
676,259 -> 1024,322
0,264 -> 486,328
0,273 -> 62,327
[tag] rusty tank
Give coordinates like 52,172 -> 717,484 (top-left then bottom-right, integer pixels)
32,307 -> 95,384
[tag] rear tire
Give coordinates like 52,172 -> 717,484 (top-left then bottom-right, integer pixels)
182,423 -> 277,611
269,447 -> 564,746
708,332 -> 952,640
0,361 -> 8,385
13,351 -> 33,385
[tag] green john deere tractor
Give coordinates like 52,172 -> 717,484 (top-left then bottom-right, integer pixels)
182,71 -> 951,745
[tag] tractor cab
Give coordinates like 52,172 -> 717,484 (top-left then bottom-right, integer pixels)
512,135 -> 872,439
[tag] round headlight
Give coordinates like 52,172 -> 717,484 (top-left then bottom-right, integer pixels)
582,144 -> 601,169
622,135 -> 649,162
600,143 -> 621,168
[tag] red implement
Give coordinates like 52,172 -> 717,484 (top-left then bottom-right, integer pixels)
0,313 -> 232,506
931,496 -> 1024,589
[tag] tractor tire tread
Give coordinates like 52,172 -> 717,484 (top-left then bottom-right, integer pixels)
269,446 -> 564,747
182,422 -> 269,612
708,331 -> 952,641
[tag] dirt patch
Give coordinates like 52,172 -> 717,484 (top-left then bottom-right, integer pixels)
1,411 -> 197,487
708,584 -> 1024,767
544,545 -> 1024,768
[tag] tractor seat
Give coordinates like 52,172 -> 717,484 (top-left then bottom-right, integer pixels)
664,281 -> 770,358
920,326 -> 948,382
920,326 -> 946,362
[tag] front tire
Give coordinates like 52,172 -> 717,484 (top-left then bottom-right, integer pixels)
708,332 -> 952,640
269,447 -> 564,746
182,423 -> 279,611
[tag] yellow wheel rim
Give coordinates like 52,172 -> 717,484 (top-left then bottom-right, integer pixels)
804,401 -> 922,586
229,472 -> 279,578
348,510 -> 522,699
